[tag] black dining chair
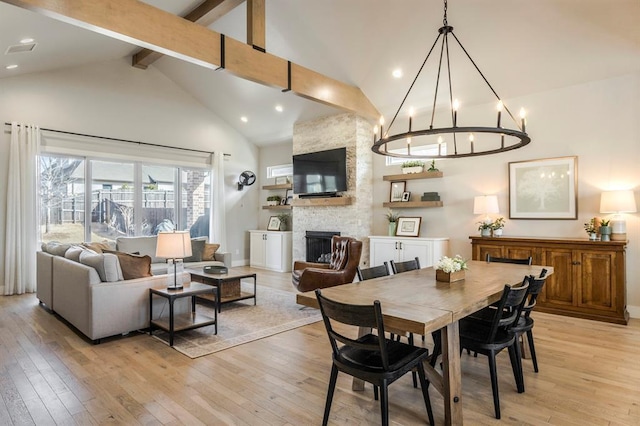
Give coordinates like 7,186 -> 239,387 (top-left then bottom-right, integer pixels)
390,257 -> 421,274
486,254 -> 532,265
315,289 -> 435,426
459,280 -> 530,419
512,269 -> 547,374
356,262 -> 389,281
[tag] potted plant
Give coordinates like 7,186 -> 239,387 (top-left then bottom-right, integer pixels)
276,213 -> 291,231
427,159 -> 439,172
584,218 -> 597,240
385,209 -> 400,236
599,218 -> 612,241
491,217 -> 506,237
401,160 -> 425,174
435,255 -> 468,282
266,195 -> 281,206
477,220 -> 493,237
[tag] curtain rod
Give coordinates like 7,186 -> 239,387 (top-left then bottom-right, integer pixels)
3,122 -> 231,157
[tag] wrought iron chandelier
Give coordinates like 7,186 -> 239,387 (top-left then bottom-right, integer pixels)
372,0 -> 530,159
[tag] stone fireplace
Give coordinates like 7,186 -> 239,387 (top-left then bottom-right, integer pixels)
292,113 -> 373,266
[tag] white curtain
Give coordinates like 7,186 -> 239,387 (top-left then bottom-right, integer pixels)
210,151 -> 227,251
4,123 -> 41,295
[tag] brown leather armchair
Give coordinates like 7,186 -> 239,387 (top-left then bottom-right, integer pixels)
292,236 -> 363,293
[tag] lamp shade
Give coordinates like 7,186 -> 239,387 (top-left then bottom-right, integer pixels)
156,231 -> 192,259
600,190 -> 637,213
473,195 -> 500,215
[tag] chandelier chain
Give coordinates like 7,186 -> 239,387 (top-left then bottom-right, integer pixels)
443,0 -> 448,26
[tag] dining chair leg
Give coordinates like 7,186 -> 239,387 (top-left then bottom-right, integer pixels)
526,329 -> 539,373
416,363 -> 435,425
430,330 -> 442,368
487,350 -> 501,419
408,333 -> 418,388
508,341 -> 525,393
374,385 -> 379,401
322,365 -> 338,426
379,381 -> 389,426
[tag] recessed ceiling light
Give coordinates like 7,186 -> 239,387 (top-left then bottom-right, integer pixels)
392,68 -> 403,78
20,38 -> 35,44
240,116 -> 248,123
275,105 -> 283,112
5,64 -> 18,70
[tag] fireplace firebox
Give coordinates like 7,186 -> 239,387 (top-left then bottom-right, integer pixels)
305,231 -> 340,263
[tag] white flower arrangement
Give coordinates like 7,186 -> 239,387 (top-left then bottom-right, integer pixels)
435,255 -> 468,273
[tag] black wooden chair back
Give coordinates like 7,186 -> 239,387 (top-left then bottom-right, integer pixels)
486,254 -> 532,265
314,289 -> 435,425
521,272 -> 547,318
484,281 -> 530,343
390,257 -> 421,274
356,262 -> 389,281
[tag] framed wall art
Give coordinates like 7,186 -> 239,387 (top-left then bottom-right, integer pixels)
509,156 -> 578,219
267,216 -> 281,231
395,216 -> 422,237
390,181 -> 406,202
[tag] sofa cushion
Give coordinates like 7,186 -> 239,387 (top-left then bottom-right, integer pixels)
202,243 -> 220,261
82,241 -> 116,253
42,241 -> 72,257
79,251 -> 123,282
184,238 -> 207,262
116,236 -> 161,263
105,250 -> 152,280
64,245 -> 89,262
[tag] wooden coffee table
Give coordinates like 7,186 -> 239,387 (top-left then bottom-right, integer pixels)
187,268 -> 257,312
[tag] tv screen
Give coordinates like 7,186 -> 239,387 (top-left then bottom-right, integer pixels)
293,147 -> 347,196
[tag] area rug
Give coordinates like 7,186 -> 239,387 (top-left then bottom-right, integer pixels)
152,284 -> 321,358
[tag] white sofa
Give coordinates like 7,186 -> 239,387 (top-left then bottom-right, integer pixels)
36,236 -> 231,343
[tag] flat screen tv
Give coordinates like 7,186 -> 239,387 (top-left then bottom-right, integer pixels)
293,147 -> 347,197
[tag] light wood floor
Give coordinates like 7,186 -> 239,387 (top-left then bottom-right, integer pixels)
1,266 -> 639,425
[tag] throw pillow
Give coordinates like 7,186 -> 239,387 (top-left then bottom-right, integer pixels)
78,251 -> 122,282
82,241 -> 115,253
44,241 -> 72,256
104,250 -> 152,280
184,238 -> 206,262
202,243 -> 220,261
64,245 -> 91,262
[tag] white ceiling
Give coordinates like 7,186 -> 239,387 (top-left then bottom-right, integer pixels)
1,0 -> 639,146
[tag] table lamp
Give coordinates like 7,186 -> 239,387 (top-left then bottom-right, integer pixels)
474,195 -> 500,224
156,231 -> 192,290
600,190 -> 637,241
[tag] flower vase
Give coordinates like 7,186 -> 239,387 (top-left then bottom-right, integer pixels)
600,226 -> 612,241
492,229 -> 503,237
389,222 -> 397,236
588,232 -> 597,241
436,269 -> 465,283
481,228 -> 491,237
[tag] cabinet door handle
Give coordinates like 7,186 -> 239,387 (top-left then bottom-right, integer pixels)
395,242 -> 398,250
399,242 -> 403,250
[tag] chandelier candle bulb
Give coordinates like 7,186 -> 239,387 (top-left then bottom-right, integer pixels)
469,133 -> 474,153
520,108 -> 526,133
497,100 -> 503,127
453,99 -> 459,127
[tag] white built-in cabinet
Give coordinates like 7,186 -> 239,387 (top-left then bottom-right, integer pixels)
249,230 -> 292,272
369,236 -> 449,269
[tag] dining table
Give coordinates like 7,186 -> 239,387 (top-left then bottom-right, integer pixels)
296,260 -> 552,425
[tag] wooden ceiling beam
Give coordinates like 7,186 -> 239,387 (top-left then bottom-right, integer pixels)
133,0 -> 244,70
246,0 -> 265,52
1,0 -> 380,120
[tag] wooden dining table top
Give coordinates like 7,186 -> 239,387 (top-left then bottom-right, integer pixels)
296,260 -> 552,334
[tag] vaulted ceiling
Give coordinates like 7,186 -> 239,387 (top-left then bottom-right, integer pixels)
2,0 -> 639,146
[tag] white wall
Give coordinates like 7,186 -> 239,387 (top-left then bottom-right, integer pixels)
370,72 -> 640,316
0,58 -> 260,289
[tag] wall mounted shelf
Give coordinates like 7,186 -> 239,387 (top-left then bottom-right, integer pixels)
262,183 -> 292,190
261,205 -> 292,210
383,201 -> 443,208
383,171 -> 443,181
291,197 -> 352,207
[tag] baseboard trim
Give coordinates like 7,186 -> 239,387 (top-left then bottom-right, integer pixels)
627,305 -> 640,319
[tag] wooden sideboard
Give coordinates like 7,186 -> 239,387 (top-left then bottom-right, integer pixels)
469,236 -> 628,325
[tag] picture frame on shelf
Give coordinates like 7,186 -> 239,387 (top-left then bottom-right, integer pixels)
390,181 -> 406,202
280,197 -> 286,205
285,189 -> 293,205
395,217 -> 422,237
267,216 -> 281,231
509,156 -> 578,219
401,191 -> 411,202
275,176 -> 289,185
